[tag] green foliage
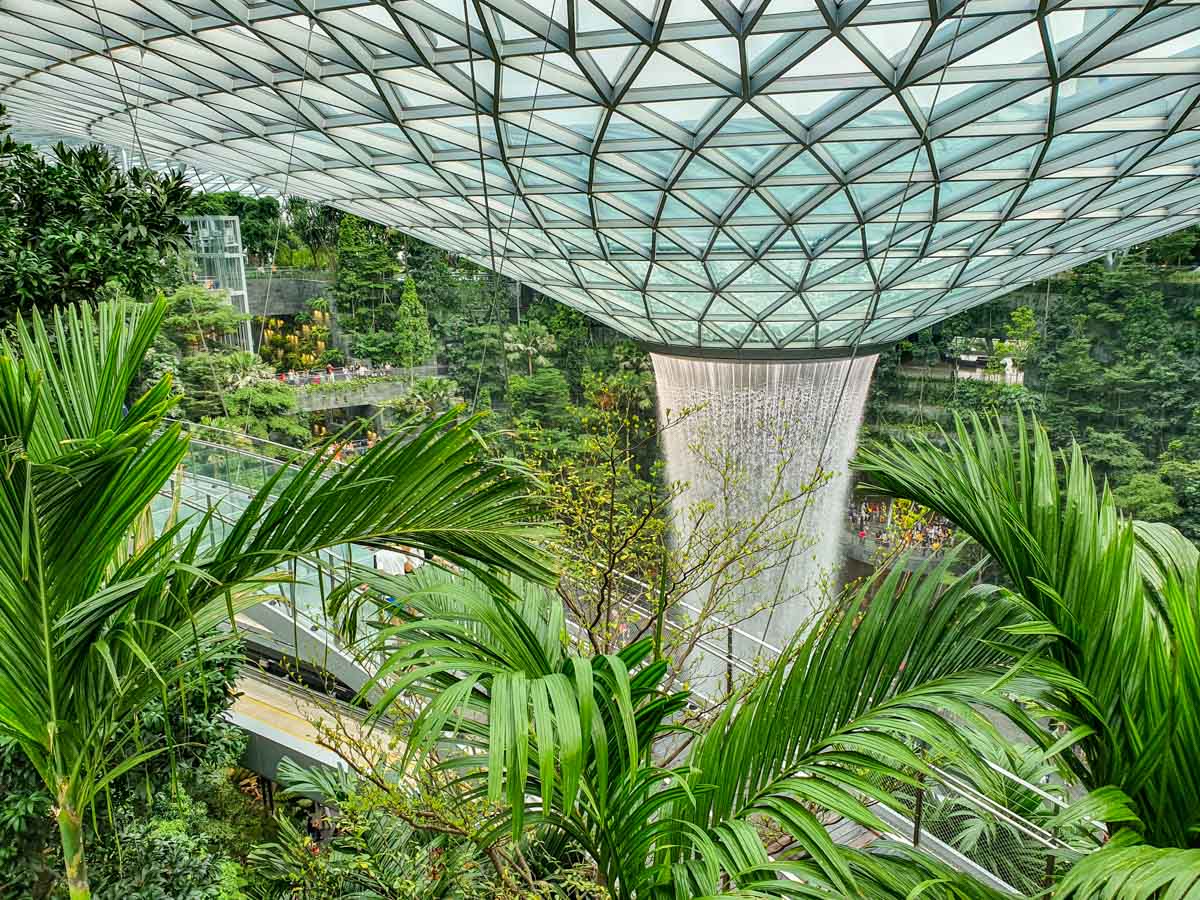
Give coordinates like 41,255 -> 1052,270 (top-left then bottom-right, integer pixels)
870,248 -> 1200,539
0,106 -> 192,313
0,735 -> 55,897
285,197 -> 341,266
997,304 -> 1038,370
89,792 -> 251,900
383,376 -> 465,420
1137,224 -> 1199,267
247,768 -> 489,899
257,303 -> 336,371
507,366 -> 573,431
162,284 -> 248,349
335,218 -> 434,365
1113,471 -> 1182,522
0,296 -> 553,897
503,321 -> 557,376
334,554 -> 1030,899
859,410 -> 1200,894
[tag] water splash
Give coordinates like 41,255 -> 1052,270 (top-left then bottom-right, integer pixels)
651,353 -> 878,665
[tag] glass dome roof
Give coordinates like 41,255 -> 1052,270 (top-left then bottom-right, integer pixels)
2,0 -> 1199,353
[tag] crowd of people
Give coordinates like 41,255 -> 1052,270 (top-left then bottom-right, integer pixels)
848,498 -> 958,556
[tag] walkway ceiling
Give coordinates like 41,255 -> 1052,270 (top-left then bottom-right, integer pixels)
2,0 -> 1200,353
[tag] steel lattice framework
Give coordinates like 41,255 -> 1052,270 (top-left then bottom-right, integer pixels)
2,0 -> 1200,353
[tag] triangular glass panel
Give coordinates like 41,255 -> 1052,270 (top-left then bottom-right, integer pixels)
647,264 -> 696,287
809,190 -> 854,216
953,22 -> 1042,68
674,227 -> 714,251
607,190 -> 663,216
732,192 -> 776,219
730,264 -> 785,287
665,0 -> 713,24
797,221 -> 843,248
653,236 -> 689,257
630,51 -> 711,90
587,46 -> 635,83
849,182 -> 901,213
766,257 -> 808,285
855,22 -> 922,65
621,148 -> 683,178
706,259 -> 744,284
687,38 -> 742,75
820,140 -> 890,169
763,184 -> 821,213
637,98 -> 720,133
782,38 -> 871,77
576,0 -> 623,32
671,292 -> 713,316
680,154 -> 732,181
538,106 -> 603,139
720,143 -> 781,174
687,187 -> 739,215
737,226 -> 778,251
604,112 -> 662,142
706,297 -> 747,319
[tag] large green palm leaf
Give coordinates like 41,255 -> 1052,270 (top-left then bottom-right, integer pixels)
0,297 -> 553,899
856,411 -> 1200,887
340,552 -> 1040,898
672,551 -> 1039,896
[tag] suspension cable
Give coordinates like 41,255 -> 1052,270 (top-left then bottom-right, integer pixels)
256,15 -> 317,356
461,0 -> 556,406
493,0 -> 558,281
88,0 -> 149,166
759,0 -> 972,635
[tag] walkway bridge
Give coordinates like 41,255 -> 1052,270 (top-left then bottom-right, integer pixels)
161,422 -> 1096,895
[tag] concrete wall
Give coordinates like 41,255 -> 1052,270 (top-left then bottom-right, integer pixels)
246,276 -> 330,317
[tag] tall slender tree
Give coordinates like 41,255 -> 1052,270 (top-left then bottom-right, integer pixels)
0,297 -> 553,898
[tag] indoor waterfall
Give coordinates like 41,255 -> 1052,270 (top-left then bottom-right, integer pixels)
651,352 -> 878,686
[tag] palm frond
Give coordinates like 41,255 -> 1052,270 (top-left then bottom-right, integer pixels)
856,410 -> 1200,850
675,550 -> 1039,895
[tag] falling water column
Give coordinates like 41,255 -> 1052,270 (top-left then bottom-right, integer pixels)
651,353 -> 878,668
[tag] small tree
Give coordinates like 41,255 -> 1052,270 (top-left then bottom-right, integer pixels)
0,297 -> 553,899
529,371 -> 825,705
504,321 -> 557,376
394,275 -> 435,370
998,304 -> 1039,372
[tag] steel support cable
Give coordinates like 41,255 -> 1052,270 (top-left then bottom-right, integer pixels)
87,0 -> 149,167
461,0 -> 504,410
461,0 -> 558,406
256,16 -> 318,356
83,0 -> 240,419
757,0 -> 972,639
492,0 -> 559,279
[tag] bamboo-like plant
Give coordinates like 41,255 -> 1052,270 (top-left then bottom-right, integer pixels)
0,297 -> 554,899
857,410 -> 1200,895
339,551 -> 1035,898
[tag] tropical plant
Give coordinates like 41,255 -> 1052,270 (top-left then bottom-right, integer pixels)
0,105 -> 193,313
857,410 -> 1200,895
504,321 -> 557,376
0,297 -> 554,898
247,759 -> 491,899
332,550 -> 1036,899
